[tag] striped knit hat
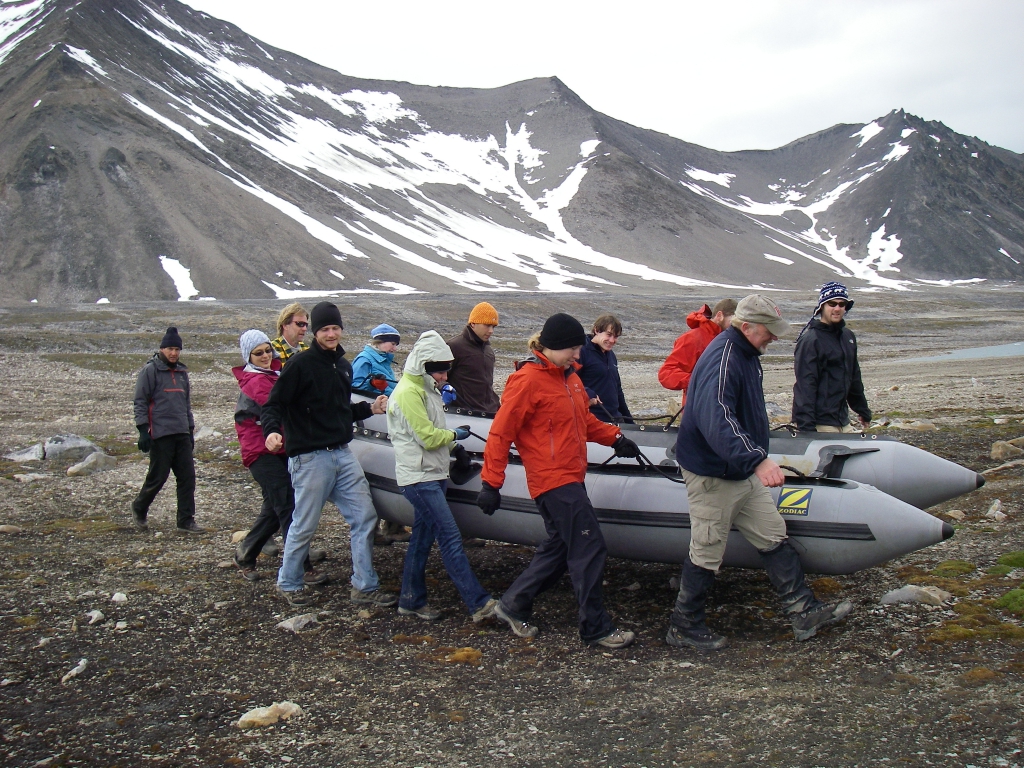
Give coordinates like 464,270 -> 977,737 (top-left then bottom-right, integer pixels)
814,282 -> 853,316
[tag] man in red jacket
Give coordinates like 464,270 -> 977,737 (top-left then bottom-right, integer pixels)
477,313 -> 641,650
658,299 -> 737,408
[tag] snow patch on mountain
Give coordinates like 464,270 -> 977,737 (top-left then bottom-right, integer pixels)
685,167 -> 735,188
65,45 -> 107,77
159,255 -> 199,301
851,121 -> 883,147
0,0 -> 49,68
865,225 -> 903,272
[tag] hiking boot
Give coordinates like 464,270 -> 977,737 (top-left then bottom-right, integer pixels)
665,623 -> 728,651
592,628 -> 636,650
791,600 -> 854,642
350,587 -> 398,607
373,532 -> 393,547
261,540 -> 280,557
132,510 -> 148,531
308,547 -> 327,564
176,520 -> 205,534
302,568 -> 330,587
398,604 -> 443,621
277,586 -> 316,607
494,601 -> 538,638
471,598 -> 498,623
233,556 -> 259,582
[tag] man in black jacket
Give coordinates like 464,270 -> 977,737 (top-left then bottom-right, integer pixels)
262,302 -> 395,608
792,282 -> 872,432
666,295 -> 852,652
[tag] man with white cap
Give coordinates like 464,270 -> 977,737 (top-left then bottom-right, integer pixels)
666,295 -> 853,651
792,282 -> 872,433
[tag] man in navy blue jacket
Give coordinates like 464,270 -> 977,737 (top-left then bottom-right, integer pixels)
667,295 -> 852,651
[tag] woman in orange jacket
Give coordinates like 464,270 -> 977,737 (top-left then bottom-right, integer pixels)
658,299 -> 737,405
477,313 -> 640,650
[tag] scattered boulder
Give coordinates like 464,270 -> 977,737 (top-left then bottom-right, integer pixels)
986,500 -> 1007,522
43,434 -> 100,462
880,585 -> 952,606
276,613 -> 319,633
0,525 -> 23,534
60,659 -> 87,685
86,610 -> 105,625
1007,436 -> 1024,448
991,441 -> 1024,461
888,418 -> 937,431
943,509 -> 966,522
67,451 -> 117,477
193,426 -> 218,441
230,530 -> 248,544
237,701 -> 303,729
111,592 -> 127,603
14,473 -> 49,483
4,443 -> 44,461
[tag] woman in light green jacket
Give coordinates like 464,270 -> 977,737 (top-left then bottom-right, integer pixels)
387,331 -> 498,623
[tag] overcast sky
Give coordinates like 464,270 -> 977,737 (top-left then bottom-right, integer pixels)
185,0 -> 1024,154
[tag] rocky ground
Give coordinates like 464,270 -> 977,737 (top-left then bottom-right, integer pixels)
1,290 -> 1023,767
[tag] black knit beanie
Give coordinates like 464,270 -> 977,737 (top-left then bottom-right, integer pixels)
309,302 -> 343,335
539,313 -> 586,351
423,360 -> 452,374
160,327 -> 183,349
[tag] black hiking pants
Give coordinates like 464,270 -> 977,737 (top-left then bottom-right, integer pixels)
133,433 -> 196,527
235,453 -> 309,571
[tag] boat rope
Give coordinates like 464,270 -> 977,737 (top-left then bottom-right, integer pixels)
778,464 -> 807,477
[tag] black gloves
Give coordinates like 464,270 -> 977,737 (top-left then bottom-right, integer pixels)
137,425 -> 152,453
477,482 -> 501,516
189,428 -> 195,450
613,434 -> 641,458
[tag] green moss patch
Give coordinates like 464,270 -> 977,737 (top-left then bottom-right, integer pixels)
931,560 -> 976,578
987,565 -> 1014,576
995,589 -> 1024,616
959,667 -> 1000,687
997,551 -> 1024,568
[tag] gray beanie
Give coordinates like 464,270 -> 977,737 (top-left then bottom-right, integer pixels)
239,329 -> 272,364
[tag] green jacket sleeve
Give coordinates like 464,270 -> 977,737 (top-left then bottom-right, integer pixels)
392,381 -> 454,451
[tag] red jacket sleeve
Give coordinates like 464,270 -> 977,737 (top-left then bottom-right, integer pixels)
481,371 -> 532,489
658,332 -> 697,391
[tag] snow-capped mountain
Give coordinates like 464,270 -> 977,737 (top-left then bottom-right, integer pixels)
1,0 -> 1022,302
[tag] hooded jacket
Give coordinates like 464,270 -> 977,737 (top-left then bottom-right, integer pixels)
387,331 -> 458,486
446,325 -> 501,413
792,318 -> 871,431
676,326 -> 770,481
261,340 -> 373,457
232,360 -> 286,467
578,335 -> 633,423
481,351 -> 622,499
658,305 -> 722,398
133,353 -> 194,439
351,344 -> 398,396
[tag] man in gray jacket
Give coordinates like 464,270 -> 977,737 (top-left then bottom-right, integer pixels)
131,327 -> 202,533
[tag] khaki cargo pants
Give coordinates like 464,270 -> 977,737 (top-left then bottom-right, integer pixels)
681,469 -> 787,571
816,424 -> 859,433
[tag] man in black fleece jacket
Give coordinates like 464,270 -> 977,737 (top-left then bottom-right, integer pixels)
261,302 -> 394,608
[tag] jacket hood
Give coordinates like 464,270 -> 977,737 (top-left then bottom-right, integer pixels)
404,331 -> 454,375
686,305 -> 714,331
362,344 -> 395,364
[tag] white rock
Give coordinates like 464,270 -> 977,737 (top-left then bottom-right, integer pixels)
111,592 -> 128,603
86,610 -> 105,625
624,582 -> 641,592
990,441 -> 1024,461
276,613 -> 319,633
236,701 -> 303,729
43,434 -> 100,461
943,509 -> 965,522
880,585 -> 952,606
194,426 -> 217,441
0,525 -> 23,534
4,443 -> 44,461
67,451 -> 117,477
36,636 -> 53,648
114,621 -> 128,631
61,658 -> 87,684
230,530 -> 248,544
994,417 -> 1010,425
986,500 -> 1007,521
14,473 -> 49,483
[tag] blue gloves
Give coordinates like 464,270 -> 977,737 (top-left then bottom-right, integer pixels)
441,383 -> 457,405
452,425 -> 471,441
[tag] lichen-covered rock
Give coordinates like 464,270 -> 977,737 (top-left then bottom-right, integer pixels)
4,443 -> 44,461
67,451 -> 117,476
237,701 -> 303,729
991,441 -> 1024,461
43,434 -> 100,461
276,613 -> 319,633
880,585 -> 952,606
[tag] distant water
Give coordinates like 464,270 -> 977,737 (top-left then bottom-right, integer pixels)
907,342 -> 1024,362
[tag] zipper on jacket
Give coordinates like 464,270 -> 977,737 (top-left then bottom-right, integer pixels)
563,375 -> 586,470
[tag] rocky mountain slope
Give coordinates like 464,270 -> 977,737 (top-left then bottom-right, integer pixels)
1,0 -> 1023,302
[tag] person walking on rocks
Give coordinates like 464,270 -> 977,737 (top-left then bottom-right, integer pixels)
792,282 -> 872,433
446,302 -> 502,413
477,313 -> 641,650
666,295 -> 852,651
577,314 -> 633,424
261,302 -> 395,608
270,303 -> 309,367
387,330 -> 497,623
658,299 -> 737,409
131,327 -> 202,533
352,323 -> 401,396
230,330 -> 325,585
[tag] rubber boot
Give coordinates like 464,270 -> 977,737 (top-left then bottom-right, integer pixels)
665,558 -> 728,651
760,539 -> 853,641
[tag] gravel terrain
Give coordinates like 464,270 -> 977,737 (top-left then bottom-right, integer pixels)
1,290 -> 1023,767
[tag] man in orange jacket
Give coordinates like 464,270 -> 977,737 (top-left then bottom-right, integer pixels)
658,299 -> 737,407
477,313 -> 640,650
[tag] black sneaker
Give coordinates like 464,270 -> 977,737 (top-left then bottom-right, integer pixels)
665,623 -> 728,651
350,587 -> 398,607
398,604 -> 442,621
176,520 -> 205,534
303,568 -> 330,586
493,602 -> 538,638
791,600 -> 853,642
132,510 -> 148,531
591,628 -> 635,650
233,556 -> 259,582
277,586 -> 317,607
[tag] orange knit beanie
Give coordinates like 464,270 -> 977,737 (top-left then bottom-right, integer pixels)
468,302 -> 499,326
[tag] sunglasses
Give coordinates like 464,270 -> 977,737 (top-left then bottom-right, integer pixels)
292,320 -> 308,328
824,300 -> 848,308
251,347 -> 273,356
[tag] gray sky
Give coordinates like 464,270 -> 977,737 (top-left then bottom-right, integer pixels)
185,0 -> 1024,153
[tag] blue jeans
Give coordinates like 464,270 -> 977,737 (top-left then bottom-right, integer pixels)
279,446 -> 379,593
400,481 -> 491,614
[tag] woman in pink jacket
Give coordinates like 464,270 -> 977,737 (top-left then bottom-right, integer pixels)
231,330 -> 324,585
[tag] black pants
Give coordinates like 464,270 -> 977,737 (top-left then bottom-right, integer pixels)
499,483 -> 615,643
235,453 -> 309,571
132,433 -> 196,527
